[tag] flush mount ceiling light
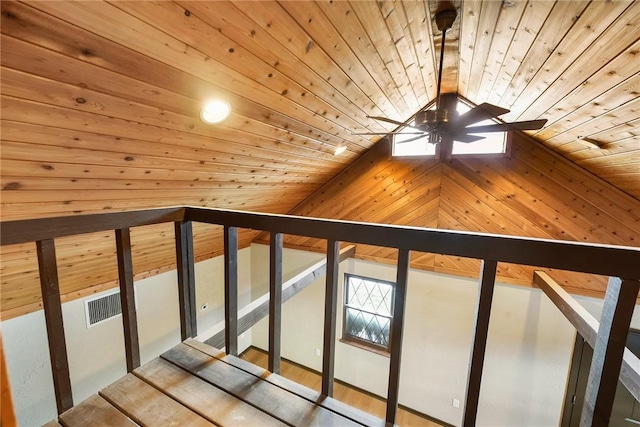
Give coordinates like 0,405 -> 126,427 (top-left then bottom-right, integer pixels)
201,100 -> 231,124
334,146 -> 347,155
577,135 -> 606,149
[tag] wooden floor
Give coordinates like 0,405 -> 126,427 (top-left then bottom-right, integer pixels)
241,347 -> 443,427
46,339 -> 390,427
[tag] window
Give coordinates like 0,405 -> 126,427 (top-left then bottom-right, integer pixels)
451,100 -> 507,155
342,274 -> 394,352
391,127 -> 437,157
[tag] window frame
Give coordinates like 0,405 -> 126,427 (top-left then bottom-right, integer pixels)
341,273 -> 395,354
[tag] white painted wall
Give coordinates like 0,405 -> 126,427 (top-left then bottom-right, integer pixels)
2,247 -> 252,426
250,245 -> 640,427
249,242 -> 325,299
194,247 -> 253,348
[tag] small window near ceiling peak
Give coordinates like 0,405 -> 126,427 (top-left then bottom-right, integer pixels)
451,100 -> 507,155
342,274 -> 394,354
392,128 -> 437,157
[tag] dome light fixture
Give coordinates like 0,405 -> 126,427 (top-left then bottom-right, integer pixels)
334,145 -> 347,156
201,100 -> 231,124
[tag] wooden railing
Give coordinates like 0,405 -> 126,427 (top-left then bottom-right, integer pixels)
1,207 -> 639,427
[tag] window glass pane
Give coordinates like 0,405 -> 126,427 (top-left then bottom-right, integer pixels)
392,132 -> 436,157
452,101 -> 506,154
452,136 -> 506,154
345,308 -> 391,347
347,277 -> 392,315
344,274 -> 394,350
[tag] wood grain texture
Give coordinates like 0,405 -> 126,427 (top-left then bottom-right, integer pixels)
1,331 -> 17,427
134,358 -> 286,427
161,343 -> 363,426
240,346 -> 441,427
99,374 -> 214,427
184,339 -> 385,427
1,0 -> 639,317
58,394 -> 137,427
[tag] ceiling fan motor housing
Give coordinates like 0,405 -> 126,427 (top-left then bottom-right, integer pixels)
435,9 -> 457,31
415,109 -> 454,131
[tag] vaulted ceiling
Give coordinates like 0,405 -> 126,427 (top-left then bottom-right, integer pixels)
1,1 -> 639,317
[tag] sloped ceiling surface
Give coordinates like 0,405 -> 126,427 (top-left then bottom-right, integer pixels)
1,1 -> 639,316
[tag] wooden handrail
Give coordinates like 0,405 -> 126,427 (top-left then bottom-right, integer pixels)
2,207 -> 638,279
184,208 -> 640,279
0,207 -> 185,245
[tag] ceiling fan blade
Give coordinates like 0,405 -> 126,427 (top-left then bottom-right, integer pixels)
456,103 -> 510,127
465,119 -> 548,133
367,116 -> 423,131
352,132 -> 424,135
452,133 -> 486,143
366,116 -> 408,127
395,133 -> 429,144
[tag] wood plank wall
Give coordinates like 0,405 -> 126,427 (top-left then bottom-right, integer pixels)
272,133 -> 640,298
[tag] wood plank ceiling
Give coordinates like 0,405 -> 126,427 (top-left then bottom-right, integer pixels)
1,1 -> 639,317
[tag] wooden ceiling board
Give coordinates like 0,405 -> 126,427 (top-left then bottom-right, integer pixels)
494,0 -> 590,111
1,0 -> 639,317
507,1 -> 636,120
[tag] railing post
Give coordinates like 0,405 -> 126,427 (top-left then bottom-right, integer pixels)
321,240 -> 340,397
175,221 -> 196,340
268,232 -> 283,373
463,259 -> 498,426
224,225 -> 239,356
581,277 -> 640,426
386,249 -> 410,425
36,239 -> 73,414
115,228 -> 140,372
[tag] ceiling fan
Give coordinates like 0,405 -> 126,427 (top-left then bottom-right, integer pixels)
358,5 -> 547,145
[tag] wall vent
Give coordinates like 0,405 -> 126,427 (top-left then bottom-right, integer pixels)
85,290 -> 122,327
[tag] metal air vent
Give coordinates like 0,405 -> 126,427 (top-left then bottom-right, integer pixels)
85,291 -> 122,327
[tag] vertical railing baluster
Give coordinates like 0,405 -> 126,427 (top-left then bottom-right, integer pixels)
115,228 -> 140,372
463,259 -> 498,426
36,239 -> 73,414
581,277 -> 640,427
268,232 -> 283,373
224,226 -> 239,356
386,249 -> 410,425
175,221 -> 196,340
321,240 -> 340,397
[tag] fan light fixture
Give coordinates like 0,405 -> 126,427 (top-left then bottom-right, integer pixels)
201,100 -> 231,124
334,146 -> 347,155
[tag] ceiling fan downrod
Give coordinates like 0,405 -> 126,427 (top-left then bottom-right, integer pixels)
434,8 -> 457,111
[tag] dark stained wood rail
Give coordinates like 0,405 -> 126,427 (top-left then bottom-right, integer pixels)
2,207 -> 640,426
